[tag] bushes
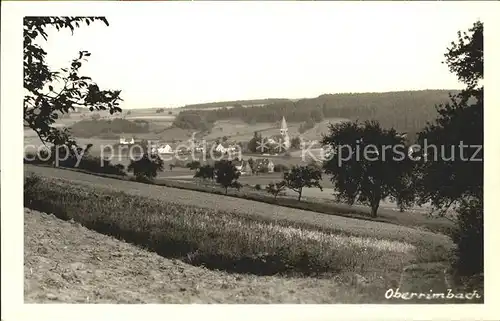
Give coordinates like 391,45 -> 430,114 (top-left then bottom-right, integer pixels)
127,153 -> 164,183
452,199 -> 483,276
274,164 -> 289,173
214,160 -> 241,194
70,118 -> 149,138
194,164 -> 215,181
186,161 -> 201,170
24,147 -> 127,176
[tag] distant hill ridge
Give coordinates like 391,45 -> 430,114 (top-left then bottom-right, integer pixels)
175,89 -> 460,136
181,98 -> 291,110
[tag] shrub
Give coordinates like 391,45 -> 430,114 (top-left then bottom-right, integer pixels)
266,181 -> 287,200
78,156 -> 127,176
255,184 -> 262,191
452,198 -> 483,276
283,165 -> 322,201
24,173 -> 42,187
194,164 -> 215,181
24,149 -> 52,165
186,161 -> 201,170
70,118 -> 149,138
127,153 -> 164,183
24,145 -> 126,177
214,160 -> 241,194
274,164 -> 289,173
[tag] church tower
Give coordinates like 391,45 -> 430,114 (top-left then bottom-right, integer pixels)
280,116 -> 288,136
280,116 -> 290,150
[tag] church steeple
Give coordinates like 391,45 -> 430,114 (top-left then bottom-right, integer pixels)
280,116 -> 290,150
280,116 -> 288,136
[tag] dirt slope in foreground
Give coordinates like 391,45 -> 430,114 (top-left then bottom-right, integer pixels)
25,208 -> 368,303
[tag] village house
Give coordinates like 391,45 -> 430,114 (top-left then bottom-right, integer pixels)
234,159 -> 253,175
254,158 -> 275,173
213,142 -> 240,155
267,159 -> 275,173
214,142 -> 228,154
119,137 -> 135,145
157,143 -> 173,154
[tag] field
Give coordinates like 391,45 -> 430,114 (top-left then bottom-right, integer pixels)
26,208 -> 364,303
21,104 -> 478,303
23,104 -> 347,151
24,165 -> 483,303
203,118 -> 347,142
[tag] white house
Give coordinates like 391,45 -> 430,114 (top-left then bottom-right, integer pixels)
157,144 -> 173,154
215,143 -> 227,154
267,160 -> 275,173
226,144 -> 240,153
119,137 -> 135,145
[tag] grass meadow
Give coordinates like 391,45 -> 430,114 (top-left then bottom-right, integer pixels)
24,166 -> 485,303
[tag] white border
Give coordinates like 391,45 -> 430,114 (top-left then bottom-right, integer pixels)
2,1 -> 500,320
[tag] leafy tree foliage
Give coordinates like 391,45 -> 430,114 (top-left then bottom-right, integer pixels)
266,181 -> 287,200
174,90 -> 455,136
214,160 -> 241,194
415,21 -> 483,214
247,157 -> 255,174
172,112 -> 213,132
186,161 -> 201,170
127,153 -> 164,183
299,119 -> 316,134
181,98 -> 289,110
247,132 -> 262,153
290,136 -> 302,150
194,164 -> 215,180
322,120 -> 414,217
283,165 -> 323,201
24,17 -> 122,147
70,118 -> 150,138
415,21 -> 483,276
452,198 -> 483,276
310,108 -> 324,123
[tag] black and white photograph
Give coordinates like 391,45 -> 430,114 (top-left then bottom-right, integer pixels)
2,0 -> 500,319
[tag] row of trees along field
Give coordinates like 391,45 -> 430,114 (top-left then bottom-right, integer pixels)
24,17 -> 482,277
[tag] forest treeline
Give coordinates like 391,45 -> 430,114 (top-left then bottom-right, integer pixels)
174,90 -> 459,138
182,98 -> 290,110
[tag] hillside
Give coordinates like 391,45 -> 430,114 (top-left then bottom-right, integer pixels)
25,208 -> 360,303
175,90 -> 459,137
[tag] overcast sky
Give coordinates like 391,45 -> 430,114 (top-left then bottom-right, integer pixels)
38,2 -> 484,109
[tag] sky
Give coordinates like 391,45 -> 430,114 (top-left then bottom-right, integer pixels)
38,2 -> 485,109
